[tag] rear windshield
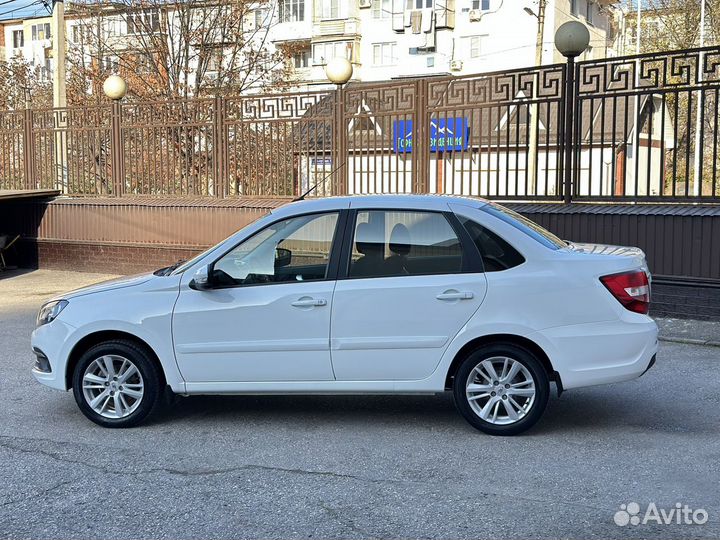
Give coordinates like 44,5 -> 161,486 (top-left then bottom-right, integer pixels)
481,203 -> 567,250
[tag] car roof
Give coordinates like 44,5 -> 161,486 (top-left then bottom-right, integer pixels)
271,194 -> 489,217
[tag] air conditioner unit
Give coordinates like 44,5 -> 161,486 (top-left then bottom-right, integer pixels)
359,0 -> 372,8
450,59 -> 463,71
469,9 -> 482,21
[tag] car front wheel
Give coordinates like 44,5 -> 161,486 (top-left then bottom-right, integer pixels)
72,340 -> 163,428
452,343 -> 549,436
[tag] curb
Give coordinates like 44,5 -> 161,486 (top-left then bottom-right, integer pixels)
659,336 -> 720,348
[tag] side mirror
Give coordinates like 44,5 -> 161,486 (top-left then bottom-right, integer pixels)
274,247 -> 292,268
189,264 -> 214,291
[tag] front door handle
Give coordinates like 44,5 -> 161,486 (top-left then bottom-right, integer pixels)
436,291 -> 474,301
291,297 -> 327,308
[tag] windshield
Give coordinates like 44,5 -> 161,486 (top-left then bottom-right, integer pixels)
481,203 -> 567,250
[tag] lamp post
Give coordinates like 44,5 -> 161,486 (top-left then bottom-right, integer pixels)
325,57 -> 353,196
104,75 -> 127,197
554,21 -> 590,203
524,1 -> 546,196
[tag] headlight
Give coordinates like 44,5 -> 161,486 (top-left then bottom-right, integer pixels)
36,300 -> 69,327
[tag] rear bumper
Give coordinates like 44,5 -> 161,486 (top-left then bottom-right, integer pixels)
532,318 -> 658,390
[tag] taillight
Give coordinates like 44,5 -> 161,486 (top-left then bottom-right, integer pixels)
600,270 -> 650,314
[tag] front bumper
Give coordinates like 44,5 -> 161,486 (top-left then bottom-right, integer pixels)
31,319 -> 76,391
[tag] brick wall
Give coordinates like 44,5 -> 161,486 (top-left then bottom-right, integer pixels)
21,240 -> 204,275
651,282 -> 720,321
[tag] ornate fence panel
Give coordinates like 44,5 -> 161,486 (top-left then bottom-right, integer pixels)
341,80 -> 422,194
121,99 -> 217,196
425,64 -> 567,199
29,106 -> 114,195
0,110 -> 26,190
2,45 -> 720,202
224,90 -> 334,197
574,46 -> 720,201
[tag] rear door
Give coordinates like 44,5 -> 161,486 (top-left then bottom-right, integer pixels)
330,208 -> 487,381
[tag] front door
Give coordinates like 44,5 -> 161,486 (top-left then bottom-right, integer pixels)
330,209 -> 487,381
173,211 -> 343,383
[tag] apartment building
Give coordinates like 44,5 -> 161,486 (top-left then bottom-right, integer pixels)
267,0 -> 620,89
0,0 -> 619,96
1,15 -> 55,82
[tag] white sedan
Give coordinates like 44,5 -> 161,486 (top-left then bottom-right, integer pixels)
31,195 -> 657,435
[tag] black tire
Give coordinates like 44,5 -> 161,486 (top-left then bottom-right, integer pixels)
72,339 -> 164,428
452,343 -> 549,436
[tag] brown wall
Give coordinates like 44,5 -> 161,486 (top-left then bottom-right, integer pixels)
0,196 -> 290,274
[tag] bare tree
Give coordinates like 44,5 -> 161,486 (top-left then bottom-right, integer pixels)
0,57 -> 52,109
65,0 -> 301,103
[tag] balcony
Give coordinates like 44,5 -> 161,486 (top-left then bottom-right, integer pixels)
312,17 -> 360,38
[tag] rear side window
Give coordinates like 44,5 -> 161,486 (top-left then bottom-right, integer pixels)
482,203 -> 567,250
349,210 -> 463,278
459,217 -> 525,272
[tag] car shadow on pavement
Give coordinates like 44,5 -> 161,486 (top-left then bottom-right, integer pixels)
150,383 -> 711,436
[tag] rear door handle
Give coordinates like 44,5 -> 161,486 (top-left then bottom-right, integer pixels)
436,291 -> 474,301
291,297 -> 327,308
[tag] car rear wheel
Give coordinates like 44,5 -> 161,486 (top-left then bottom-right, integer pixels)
72,340 -> 163,428
452,343 -> 549,436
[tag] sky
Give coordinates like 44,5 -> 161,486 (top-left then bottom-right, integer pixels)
0,0 -> 51,22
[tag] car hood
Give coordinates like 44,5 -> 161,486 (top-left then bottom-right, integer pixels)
60,273 -> 155,300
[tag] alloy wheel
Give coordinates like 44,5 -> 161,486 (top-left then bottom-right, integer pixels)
465,356 -> 536,425
81,355 -> 145,419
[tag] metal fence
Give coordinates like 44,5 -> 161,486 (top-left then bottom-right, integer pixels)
2,45 -> 720,202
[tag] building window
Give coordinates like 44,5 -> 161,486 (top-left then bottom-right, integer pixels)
255,8 -> 269,27
104,18 -> 124,37
570,0 -> 578,16
318,0 -> 340,19
31,23 -> 51,41
372,0 -> 391,19
372,42 -> 397,66
462,35 -> 485,58
586,1 -> 594,24
471,0 -> 490,9
312,41 -> 352,65
406,0 -> 433,9
12,30 -> 24,48
293,49 -> 311,68
279,0 -> 305,22
127,9 -> 160,35
103,56 -> 120,73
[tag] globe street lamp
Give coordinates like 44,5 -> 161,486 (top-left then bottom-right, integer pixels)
554,21 -> 589,203
103,75 -> 128,101
325,57 -> 353,196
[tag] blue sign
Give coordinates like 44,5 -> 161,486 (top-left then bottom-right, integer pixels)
393,118 -> 470,153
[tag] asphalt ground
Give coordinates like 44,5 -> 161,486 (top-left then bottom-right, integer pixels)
1,270 -> 718,539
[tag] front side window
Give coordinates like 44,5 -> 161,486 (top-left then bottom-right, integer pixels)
213,212 -> 339,286
349,211 -> 463,278
481,203 -> 567,250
